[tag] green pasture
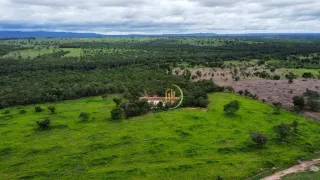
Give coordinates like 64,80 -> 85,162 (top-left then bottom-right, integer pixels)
0,93 -> 319,179
282,68 -> 320,76
2,47 -> 55,58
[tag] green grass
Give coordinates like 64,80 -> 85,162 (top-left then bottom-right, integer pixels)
0,93 -> 319,180
282,68 -> 320,76
2,48 -> 55,58
63,48 -> 82,57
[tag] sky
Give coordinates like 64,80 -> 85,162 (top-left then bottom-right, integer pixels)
0,0 -> 319,34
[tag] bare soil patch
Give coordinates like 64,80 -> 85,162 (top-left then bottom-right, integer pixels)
174,67 -> 320,120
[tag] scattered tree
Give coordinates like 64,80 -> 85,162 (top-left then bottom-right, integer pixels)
111,107 -> 125,120
270,68 -> 276,72
273,102 -> 282,115
19,109 -> 26,114
303,89 -> 320,111
113,98 -> 122,106
272,75 -> 280,80
292,96 -> 305,111
3,110 -> 10,114
302,72 -> 313,78
79,112 -> 90,121
196,71 -> 202,77
48,106 -> 56,114
223,100 -> 240,114
273,124 -> 291,141
251,132 -> 268,147
35,106 -> 43,112
36,118 -> 50,129
157,101 -> 164,109
291,120 -> 299,134
216,175 -> 223,180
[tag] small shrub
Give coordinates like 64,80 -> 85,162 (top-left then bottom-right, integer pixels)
273,102 -> 282,115
101,94 -> 108,99
303,89 -> 320,99
291,120 -> 299,134
292,96 -> 305,111
302,72 -> 313,78
304,89 -> 320,111
79,112 -> 90,121
111,107 -> 124,120
270,68 -> 276,72
157,101 -> 164,109
113,98 -> 122,106
216,175 -> 223,180
197,97 -> 209,108
272,75 -> 280,80
224,86 -> 234,92
238,90 -> 244,96
307,98 -> 320,111
19,109 -> 26,114
244,90 -> 253,97
285,72 -> 297,80
35,106 -> 43,112
3,110 -> 10,114
251,132 -> 268,147
273,124 -> 291,141
234,76 -> 240,81
48,106 -> 56,114
36,118 -> 50,129
196,71 -> 202,77
286,72 -> 296,84
223,100 -> 240,114
288,79 -> 293,84
252,94 -> 258,100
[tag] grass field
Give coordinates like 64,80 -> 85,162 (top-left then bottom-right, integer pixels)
2,48 -> 55,58
63,48 -> 82,57
0,93 -> 319,179
282,68 -> 320,77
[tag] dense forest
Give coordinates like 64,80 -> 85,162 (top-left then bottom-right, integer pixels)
0,36 -> 319,108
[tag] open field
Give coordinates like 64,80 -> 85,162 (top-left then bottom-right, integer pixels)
0,93 -> 319,179
2,47 -> 55,58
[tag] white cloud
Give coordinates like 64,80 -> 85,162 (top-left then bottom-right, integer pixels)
0,0 -> 319,34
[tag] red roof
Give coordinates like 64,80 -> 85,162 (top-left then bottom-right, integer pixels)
140,97 -> 166,101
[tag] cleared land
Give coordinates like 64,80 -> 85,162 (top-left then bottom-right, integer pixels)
175,66 -> 320,120
0,93 -> 319,179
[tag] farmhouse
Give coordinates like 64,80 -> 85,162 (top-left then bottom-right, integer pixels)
139,97 -> 166,105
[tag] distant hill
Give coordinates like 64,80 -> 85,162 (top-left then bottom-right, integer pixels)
0,31 -> 218,38
0,31 -> 106,38
1,31 -> 320,38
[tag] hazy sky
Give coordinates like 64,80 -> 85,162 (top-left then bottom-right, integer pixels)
0,0 -> 319,34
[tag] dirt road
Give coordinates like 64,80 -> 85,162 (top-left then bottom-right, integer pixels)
261,159 -> 320,180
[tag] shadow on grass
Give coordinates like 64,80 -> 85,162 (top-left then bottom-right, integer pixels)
223,113 -> 243,119
217,143 -> 268,154
0,114 -> 13,121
